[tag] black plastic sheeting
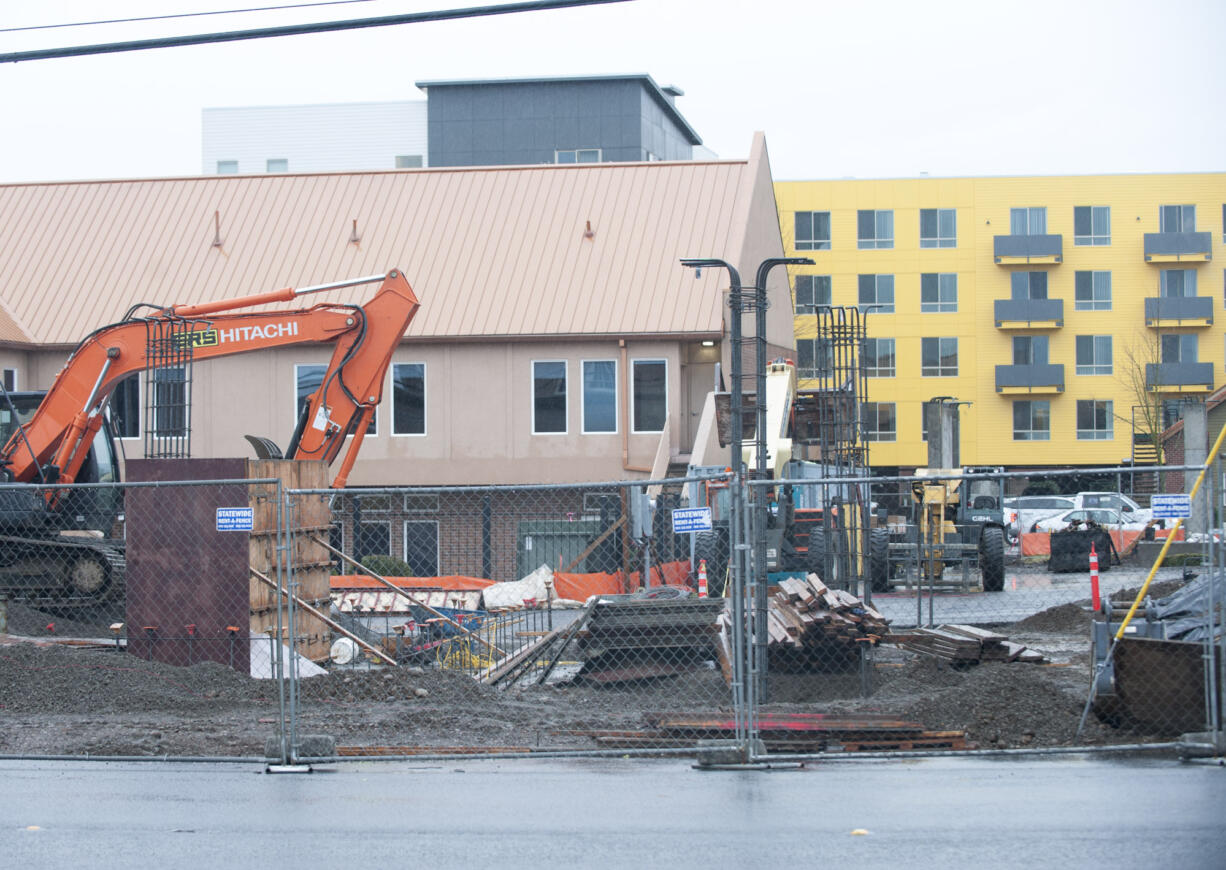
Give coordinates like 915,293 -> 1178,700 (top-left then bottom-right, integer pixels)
1048,526 -> 1117,573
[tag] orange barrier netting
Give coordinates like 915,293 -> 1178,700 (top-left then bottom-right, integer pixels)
1020,527 -> 1185,557
331,561 -> 695,601
331,575 -> 495,591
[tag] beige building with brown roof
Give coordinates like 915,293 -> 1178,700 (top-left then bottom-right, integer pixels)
0,134 -> 791,486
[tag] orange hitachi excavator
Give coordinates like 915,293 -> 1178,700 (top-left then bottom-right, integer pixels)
0,268 -> 420,605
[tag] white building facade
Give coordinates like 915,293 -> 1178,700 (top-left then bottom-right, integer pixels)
202,100 -> 428,175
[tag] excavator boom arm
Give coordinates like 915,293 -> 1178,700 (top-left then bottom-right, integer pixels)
1,269 -> 419,488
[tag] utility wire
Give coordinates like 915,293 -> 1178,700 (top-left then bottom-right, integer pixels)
0,0 -> 630,63
0,1 -> 376,34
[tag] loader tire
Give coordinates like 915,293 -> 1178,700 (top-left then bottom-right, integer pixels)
694,531 -> 726,597
869,527 -> 890,593
980,526 -> 1005,592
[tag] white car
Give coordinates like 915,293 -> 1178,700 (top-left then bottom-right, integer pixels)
1070,492 -> 1153,525
1031,508 -> 1148,534
1005,496 -> 1075,538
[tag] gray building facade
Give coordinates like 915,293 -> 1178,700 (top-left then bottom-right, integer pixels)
417,75 -> 703,167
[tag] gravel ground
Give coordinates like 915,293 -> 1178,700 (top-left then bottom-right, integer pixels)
0,581 -> 1197,758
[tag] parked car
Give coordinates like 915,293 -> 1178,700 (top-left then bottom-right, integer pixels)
1031,508 -> 1148,534
1070,492 -> 1155,526
1004,496 -> 1075,538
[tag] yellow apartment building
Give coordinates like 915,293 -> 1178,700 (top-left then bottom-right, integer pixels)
775,173 -> 1225,471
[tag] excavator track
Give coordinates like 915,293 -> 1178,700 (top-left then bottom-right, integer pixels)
0,533 -> 126,609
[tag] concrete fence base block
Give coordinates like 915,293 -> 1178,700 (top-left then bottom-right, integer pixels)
1177,731 -> 1226,759
264,733 -> 337,762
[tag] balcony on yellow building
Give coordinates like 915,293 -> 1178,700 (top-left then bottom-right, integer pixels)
994,297 -> 1063,329
1143,231 -> 1212,263
1144,295 -> 1214,328
995,363 -> 1065,394
993,234 -> 1063,265
1145,362 -> 1214,393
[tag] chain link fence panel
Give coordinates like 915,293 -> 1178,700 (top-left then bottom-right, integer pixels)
0,477 -> 295,760
740,463 -> 1223,756
282,476 -> 748,759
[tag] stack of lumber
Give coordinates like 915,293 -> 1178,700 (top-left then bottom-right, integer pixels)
768,575 -> 890,651
558,711 -> 966,753
890,624 -> 1046,664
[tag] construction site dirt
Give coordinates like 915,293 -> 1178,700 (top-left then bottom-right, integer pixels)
1,583 -> 1191,760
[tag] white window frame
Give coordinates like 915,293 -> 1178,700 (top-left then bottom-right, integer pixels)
919,208 -> 956,248
356,520 -> 391,558
857,274 -> 894,314
863,337 -> 896,378
1010,207 -> 1047,234
216,160 -> 238,174
794,211 -> 831,251
857,209 -> 894,249
391,362 -> 427,437
1075,335 -> 1113,376
1159,269 -> 1197,298
109,372 -> 141,440
1073,205 -> 1111,246
532,359 -> 568,436
581,359 -> 618,435
1074,271 -> 1112,311
404,494 -> 440,513
1159,204 -> 1195,233
920,273 -> 957,313
296,363 -> 377,438
860,402 -> 896,442
631,358 -> 668,434
266,158 -> 288,173
921,337 -> 958,377
402,519 -> 440,577
1012,400 -> 1051,441
796,338 -> 833,380
1076,400 -> 1114,441
794,274 -> 832,314
555,148 -> 601,164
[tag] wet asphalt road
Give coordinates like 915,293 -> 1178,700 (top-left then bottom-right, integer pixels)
3,755 -> 1223,868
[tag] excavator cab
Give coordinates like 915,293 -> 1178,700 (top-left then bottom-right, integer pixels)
0,390 -> 122,532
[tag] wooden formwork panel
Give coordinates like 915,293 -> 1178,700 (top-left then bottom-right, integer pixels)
245,460 -> 333,663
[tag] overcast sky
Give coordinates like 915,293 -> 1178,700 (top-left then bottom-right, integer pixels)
1,0 -> 1223,184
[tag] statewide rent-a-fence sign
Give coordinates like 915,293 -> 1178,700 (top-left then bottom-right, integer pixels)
672,506 -> 713,534
1150,494 -> 1192,520
216,506 -> 255,531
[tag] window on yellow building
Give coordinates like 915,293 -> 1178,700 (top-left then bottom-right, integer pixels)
921,337 -> 958,377
794,211 -> 831,250
1074,271 -> 1111,310
794,275 -> 832,313
1010,207 -> 1046,234
858,274 -> 894,313
1012,400 -> 1050,441
1075,336 -> 1113,375
919,208 -> 956,248
1159,269 -> 1197,297
1073,206 -> 1110,245
857,210 -> 893,249
1011,271 -> 1048,300
1159,205 -> 1195,232
1013,335 -> 1048,366
860,402 -> 896,442
863,338 -> 895,377
797,338 -> 833,379
920,273 -> 957,312
1076,400 -> 1113,440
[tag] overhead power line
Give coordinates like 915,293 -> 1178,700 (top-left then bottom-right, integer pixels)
0,0 -> 631,64
0,1 -> 376,34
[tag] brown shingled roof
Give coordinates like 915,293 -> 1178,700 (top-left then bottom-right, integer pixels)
0,154 -> 759,346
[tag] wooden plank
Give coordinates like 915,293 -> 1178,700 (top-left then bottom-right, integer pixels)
940,624 -> 1008,644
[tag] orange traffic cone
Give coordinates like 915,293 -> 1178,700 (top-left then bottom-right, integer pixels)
1089,542 -> 1100,612
698,558 -> 708,598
